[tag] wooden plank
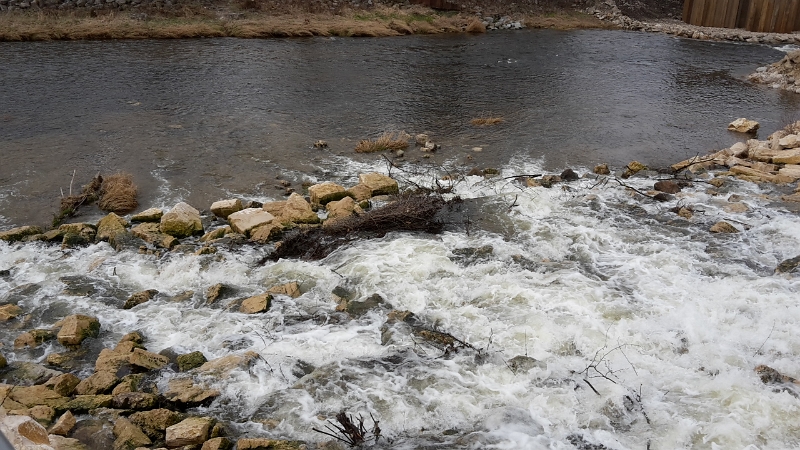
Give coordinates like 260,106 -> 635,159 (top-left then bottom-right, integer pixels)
683,0 -> 695,23
726,0 -> 742,28
736,0 -> 750,28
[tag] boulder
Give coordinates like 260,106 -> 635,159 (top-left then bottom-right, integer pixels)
2,362 -> 63,386
14,329 -> 56,349
129,409 -> 183,439
57,315 -> 100,346
27,405 -> 56,427
778,165 -> 800,180
621,161 -> 647,178
776,255 -> 800,273
730,141 -> 749,157
0,352 -> 6,369
206,283 -> 234,305
130,208 -> 163,222
107,231 -> 146,252
728,118 -> 760,133
111,373 -> 145,395
200,226 -> 231,243
44,374 -> 81,397
195,351 -> 259,377
593,164 -> 611,175
58,223 -> 97,242
74,371 -> 119,395
779,134 -> 800,149
773,149 -> 800,165
61,395 -> 113,413
346,184 -> 373,203
210,199 -> 243,219
723,202 -> 749,213
202,437 -> 233,450
128,348 -> 169,371
165,417 -> 215,447
710,221 -> 739,233
336,293 -> 390,317
236,439 -> 304,450
228,209 -> 275,236
249,223 -> 282,243
262,193 -> 319,224
0,225 -> 43,242
308,182 -> 348,205
358,173 -> 399,196
267,282 -> 301,298
0,414 -> 52,448
123,289 -> 159,310
96,213 -> 128,242
113,417 -> 152,450
130,223 -> 178,249
7,385 -> 69,409
48,435 -> 86,450
654,180 -> 681,194
325,196 -> 363,223
162,379 -> 219,406
177,351 -> 208,372
730,165 -> 795,184
160,202 -> 203,238
94,348 -> 133,375
49,411 -> 76,436
112,392 -> 159,410
0,303 -> 23,321
239,293 -> 272,314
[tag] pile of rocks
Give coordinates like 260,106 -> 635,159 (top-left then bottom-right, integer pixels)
0,172 -> 400,257
748,50 -> 800,94
480,15 -> 524,31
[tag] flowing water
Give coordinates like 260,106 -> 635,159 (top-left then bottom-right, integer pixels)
2,29 -> 800,449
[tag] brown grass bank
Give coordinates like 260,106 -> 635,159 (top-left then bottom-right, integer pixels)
0,4 -> 608,41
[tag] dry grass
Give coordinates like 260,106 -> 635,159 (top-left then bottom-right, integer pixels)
355,131 -> 410,153
470,117 -> 504,126
99,173 -> 138,214
465,18 -> 486,33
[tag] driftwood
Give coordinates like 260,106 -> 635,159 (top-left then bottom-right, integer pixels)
54,174 -> 103,226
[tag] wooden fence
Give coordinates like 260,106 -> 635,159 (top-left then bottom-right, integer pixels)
683,0 -> 800,33
409,0 -> 460,11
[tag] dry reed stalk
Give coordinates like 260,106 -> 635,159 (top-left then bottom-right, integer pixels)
470,117 -> 504,126
99,173 -> 138,214
355,132 -> 410,153
465,18 -> 487,33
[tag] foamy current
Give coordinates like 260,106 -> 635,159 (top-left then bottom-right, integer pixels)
2,161 -> 800,449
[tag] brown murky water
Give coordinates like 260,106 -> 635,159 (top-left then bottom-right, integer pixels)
1,30 -> 798,228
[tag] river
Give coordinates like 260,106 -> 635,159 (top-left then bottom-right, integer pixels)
2,30 -> 800,449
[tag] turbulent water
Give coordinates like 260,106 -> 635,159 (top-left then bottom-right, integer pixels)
2,29 -> 800,449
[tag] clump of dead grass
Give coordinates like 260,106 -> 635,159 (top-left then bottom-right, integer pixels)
99,173 -> 138,214
470,117 -> 504,126
465,18 -> 486,33
355,131 -> 410,153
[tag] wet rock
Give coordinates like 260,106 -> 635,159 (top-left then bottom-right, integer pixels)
228,208 -> 275,236
27,405 -> 57,427
129,408 -> 183,440
593,164 -> 611,175
336,293 -> 390,317
94,348 -> 133,376
112,392 -> 158,411
7,385 -> 69,409
195,351 -> 259,377
730,141 -> 749,158
708,177 -> 726,187
123,289 -> 159,310
677,207 -> 693,219
130,223 -> 178,249
267,281 -> 301,298
0,225 -> 43,242
1,282 -> 40,305
50,411 -> 77,436
57,315 -> 100,346
210,199 -> 243,219
62,395 -> 114,413
108,231 -> 146,252
165,416 -> 215,447
622,161 -> 647,178
773,149 -> 800,165
331,285 -> 355,304
0,303 -> 23,321
59,223 -> 97,241
176,352 -> 207,372
113,417 -> 152,450
723,202 -> 749,213
200,226 -> 231,243
236,439 -> 304,450
539,175 -> 561,188
62,232 -> 91,249
346,184 -> 373,203
239,293 -> 272,314
324,196 -> 363,224
560,168 -> 579,181
111,373 -> 146,395
49,435 -> 87,450
74,371 -> 119,395
206,283 -> 235,305
96,213 -> 129,242
654,180 -> 681,194
415,134 -> 429,145
776,255 -> 800,273
202,436 -> 233,450
778,165 -> 800,180
313,140 -> 328,148
0,353 -> 6,369
160,202 -> 203,238
779,134 -> 800,149
44,374 -> 81,397
452,245 -> 494,264
308,182 -> 349,205
358,173 -> 399,196
70,419 -> 114,449
652,192 -> 673,202
730,165 -> 795,184
249,223 -> 283,243
2,362 -> 64,386
710,221 -> 739,233
163,379 -> 219,406
14,329 -> 56,349
128,348 -> 169,371
728,118 -> 760,133
262,193 -> 320,225
0,414 -> 52,448
508,355 -> 545,373
130,207 -> 163,222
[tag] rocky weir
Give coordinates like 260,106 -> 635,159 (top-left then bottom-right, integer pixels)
2,124 -> 800,448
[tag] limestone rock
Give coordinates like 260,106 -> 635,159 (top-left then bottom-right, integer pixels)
128,348 -> 169,371
779,134 -> 800,149
263,193 -> 319,224
236,438 -> 304,450
112,392 -> 159,411
96,213 -> 129,242
94,348 -> 133,375
308,182 -> 348,205
210,199 -> 243,219
622,161 -> 647,178
49,411 -> 76,436
74,371 -> 119,395
773,149 -> 800,165
325,196 -> 363,224
165,416 -> 215,447
202,437 -> 233,450
2,362 -> 63,386
131,223 -> 178,249
206,283 -> 234,305
130,208 -> 163,222
0,414 -> 52,448
723,202 -> 749,213
346,184 -> 373,203
778,165 -> 800,180
28,405 -> 56,427
111,373 -> 145,395
176,352 -> 207,372
249,223 -> 282,243
160,202 -> 203,238
0,303 -> 23,321
710,221 -> 739,233
267,282 -> 301,298
728,118 -> 760,133
163,379 -> 219,406
776,255 -> 800,273
57,315 -> 100,346
200,226 -> 231,243
195,351 -> 259,377
7,385 -> 69,409
239,293 -> 272,314
44,374 -> 81,397
358,173 -> 399,196
15,329 -> 56,349
337,293 -> 390,317
113,417 -> 152,450
129,409 -> 183,439
593,164 -> 611,175
730,165 -> 795,184
48,435 -> 86,450
58,223 -> 97,242
730,141 -> 749,157
653,180 -> 681,194
62,395 -> 113,412
0,225 -> 43,242
123,289 -> 159,310
0,352 -> 6,369
228,208 -> 275,236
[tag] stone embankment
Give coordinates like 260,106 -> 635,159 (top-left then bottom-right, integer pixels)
748,50 -> 800,94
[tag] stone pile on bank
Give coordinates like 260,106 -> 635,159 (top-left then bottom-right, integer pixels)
748,50 -> 800,94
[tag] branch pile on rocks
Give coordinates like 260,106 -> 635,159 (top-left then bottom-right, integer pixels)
748,50 -> 800,94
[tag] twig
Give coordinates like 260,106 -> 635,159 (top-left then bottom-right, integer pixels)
754,320 -> 776,357
613,177 -> 655,199
69,169 -> 76,196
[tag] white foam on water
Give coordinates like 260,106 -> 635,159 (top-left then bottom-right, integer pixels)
2,163 -> 800,448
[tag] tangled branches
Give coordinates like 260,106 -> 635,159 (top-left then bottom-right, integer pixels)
313,411 -> 381,447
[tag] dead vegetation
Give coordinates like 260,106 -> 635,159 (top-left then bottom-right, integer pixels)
54,173 -> 103,227
354,131 -> 410,153
313,411 -> 381,447
99,173 -> 138,214
470,116 -> 504,126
